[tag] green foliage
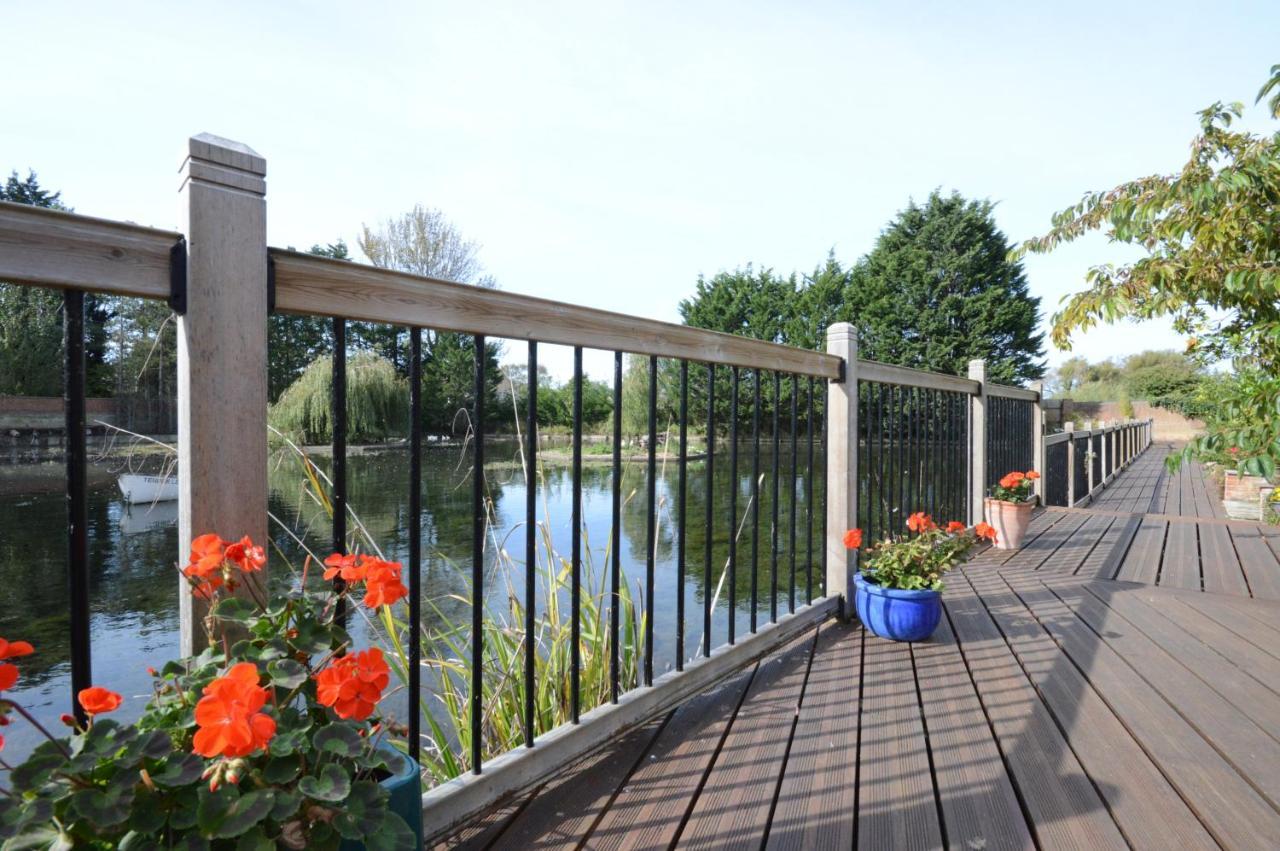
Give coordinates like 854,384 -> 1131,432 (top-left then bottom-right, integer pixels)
267,242 -> 349,402
859,521 -> 983,592
679,192 -> 1046,385
1050,350 -> 1210,415
269,353 -> 409,445
1018,65 -> 1280,474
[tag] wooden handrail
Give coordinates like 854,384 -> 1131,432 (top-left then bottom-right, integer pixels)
269,249 -> 842,378
986,382 -> 1038,401
0,201 -> 178,299
858,359 -> 981,395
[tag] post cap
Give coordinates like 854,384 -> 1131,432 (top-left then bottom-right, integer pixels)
181,134 -> 266,195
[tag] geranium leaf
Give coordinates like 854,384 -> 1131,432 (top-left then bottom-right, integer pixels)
152,752 -> 205,788
266,659 -> 308,689
361,811 -> 416,851
70,783 -> 135,829
331,780 -> 387,840
312,723 -> 362,758
268,789 -> 302,822
263,753 -> 302,784
213,598 -> 257,623
297,764 -> 351,803
234,829 -> 274,851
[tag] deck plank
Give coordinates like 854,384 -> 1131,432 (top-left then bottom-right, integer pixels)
765,625 -> 861,851
1159,519 -> 1200,590
1234,525 -> 1280,601
944,572 -> 1128,850
1198,521 -> 1249,596
910,615 -> 1035,851
854,634 -> 943,851
677,630 -> 817,850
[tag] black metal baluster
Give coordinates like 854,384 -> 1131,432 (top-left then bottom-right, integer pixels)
728,367 -> 739,644
703,364 -> 715,657
644,355 -> 657,685
331,317 -> 348,622
408,328 -> 423,761
610,351 -> 622,701
876,384 -> 885,542
64,289 -> 90,724
571,347 -> 583,718
750,370 -> 761,632
676,361 -> 688,670
470,334 -> 486,773
888,385 -> 899,533
770,371 -> 780,622
819,390 -> 828,596
789,375 -> 799,613
523,341 -> 537,745
806,377 -> 815,604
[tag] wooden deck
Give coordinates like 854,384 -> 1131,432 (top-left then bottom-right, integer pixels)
438,446 -> 1280,850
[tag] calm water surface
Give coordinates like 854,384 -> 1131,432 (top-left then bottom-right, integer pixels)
0,439 -> 825,759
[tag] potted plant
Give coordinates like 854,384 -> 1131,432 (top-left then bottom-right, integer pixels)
844,515 -> 997,642
0,534 -> 422,850
985,470 -> 1040,550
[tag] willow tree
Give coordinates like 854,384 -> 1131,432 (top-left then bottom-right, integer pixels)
1016,65 -> 1280,476
269,353 -> 409,445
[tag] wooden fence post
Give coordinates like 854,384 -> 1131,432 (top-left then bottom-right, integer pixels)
1030,380 -> 1044,502
177,134 -> 269,655
825,323 -> 858,619
1065,423 -> 1076,508
968,359 -> 987,526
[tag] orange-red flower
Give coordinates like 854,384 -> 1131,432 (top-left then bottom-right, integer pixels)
78,686 -> 122,716
946,521 -> 966,534
1025,471 -> 1040,481
0,664 -> 17,692
0,639 -> 34,661
998,472 -> 1027,489
185,533 -> 228,580
842,529 -> 863,550
224,536 -> 266,573
315,648 -> 390,721
975,522 -> 999,543
192,663 -> 276,759
361,559 -> 408,609
906,512 -> 937,534
322,552 -> 366,584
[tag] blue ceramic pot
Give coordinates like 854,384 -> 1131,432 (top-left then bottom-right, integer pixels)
854,572 -> 942,642
340,748 -> 423,850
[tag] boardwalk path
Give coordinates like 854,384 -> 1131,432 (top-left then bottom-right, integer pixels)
440,446 -> 1280,851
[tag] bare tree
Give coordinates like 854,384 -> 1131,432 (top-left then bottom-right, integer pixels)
358,204 -> 496,288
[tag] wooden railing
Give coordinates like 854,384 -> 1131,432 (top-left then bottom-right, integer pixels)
1044,419 -> 1153,507
0,133 -> 1156,842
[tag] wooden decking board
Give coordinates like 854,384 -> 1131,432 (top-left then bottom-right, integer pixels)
974,572 -> 1219,850
943,573 -> 1128,849
1018,582 -> 1280,850
1147,594 -> 1280,688
488,719 -> 665,849
1198,521 -> 1249,596
1178,592 -> 1280,653
1081,514 -> 1140,580
677,629 -> 818,850
582,665 -> 758,851
854,634 -> 944,851
1038,513 -> 1113,576
1233,525 -> 1280,601
434,791 -> 538,851
1159,518 -> 1200,590
1051,584 -> 1280,812
909,615 -> 1035,851
1114,517 -> 1167,585
765,625 -> 861,851
1077,584 -> 1280,741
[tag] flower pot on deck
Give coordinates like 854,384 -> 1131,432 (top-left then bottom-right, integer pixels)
854,572 -> 942,642
340,749 -> 423,851
984,497 -> 1035,550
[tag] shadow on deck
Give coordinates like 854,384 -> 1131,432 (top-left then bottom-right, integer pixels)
438,446 -> 1280,850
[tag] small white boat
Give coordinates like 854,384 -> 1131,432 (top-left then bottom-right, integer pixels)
119,500 -> 178,534
118,474 -> 178,504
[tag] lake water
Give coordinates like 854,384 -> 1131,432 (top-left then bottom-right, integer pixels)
0,438 -> 825,759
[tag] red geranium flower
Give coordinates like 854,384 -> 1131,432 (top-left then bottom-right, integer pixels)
842,529 -> 863,550
323,552 -> 366,583
315,647 -> 390,721
906,512 -> 937,534
361,559 -> 408,609
999,472 -> 1026,489
184,533 -> 228,580
0,663 -> 17,692
192,663 -> 276,759
946,521 -> 966,534
0,639 -> 34,661
78,686 -> 122,716
224,536 -> 266,573
1025,471 -> 1041,481
975,522 -> 999,543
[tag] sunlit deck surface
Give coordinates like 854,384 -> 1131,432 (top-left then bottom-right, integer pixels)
439,447 -> 1280,850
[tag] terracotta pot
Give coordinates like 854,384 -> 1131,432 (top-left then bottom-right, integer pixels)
984,497 -> 1035,550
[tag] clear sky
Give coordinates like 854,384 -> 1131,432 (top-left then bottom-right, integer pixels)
7,1 -> 1277,381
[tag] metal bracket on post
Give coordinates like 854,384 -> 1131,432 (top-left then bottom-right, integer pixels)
968,360 -> 987,526
267,251 -> 276,314
168,237 -> 187,315
825,323 -> 857,620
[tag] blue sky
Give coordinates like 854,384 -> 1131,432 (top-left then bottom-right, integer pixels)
7,1 -> 1277,381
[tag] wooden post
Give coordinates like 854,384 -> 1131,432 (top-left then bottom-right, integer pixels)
1101,420 -> 1110,483
1065,423 -> 1076,508
177,134 -> 269,655
1030,380 -> 1044,502
825,324 -> 858,620
968,359 -> 987,526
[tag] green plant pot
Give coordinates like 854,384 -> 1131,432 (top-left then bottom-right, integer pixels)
340,749 -> 423,850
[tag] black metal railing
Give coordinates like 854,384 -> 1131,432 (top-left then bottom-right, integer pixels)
1045,438 -> 1070,506
1073,436 -> 1090,504
985,395 -> 1035,489
858,381 -> 969,541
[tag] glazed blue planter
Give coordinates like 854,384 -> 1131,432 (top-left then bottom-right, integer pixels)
340,749 -> 423,850
854,572 -> 942,642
